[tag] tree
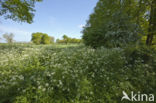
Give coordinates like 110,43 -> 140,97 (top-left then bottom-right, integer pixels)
62,35 -> 69,44
41,34 -> 51,44
0,0 -> 42,23
82,0 -> 142,48
31,32 -> 52,44
82,0 -> 156,48
3,33 -> 14,43
31,32 -> 42,44
146,0 -> 156,45
50,36 -> 55,43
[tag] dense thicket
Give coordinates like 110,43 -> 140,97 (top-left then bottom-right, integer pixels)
82,0 -> 156,48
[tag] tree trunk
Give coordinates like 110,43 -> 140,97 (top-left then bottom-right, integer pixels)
146,0 -> 156,45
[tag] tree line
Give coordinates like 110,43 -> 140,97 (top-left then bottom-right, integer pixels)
56,35 -> 82,44
31,33 -> 82,44
0,33 -> 82,44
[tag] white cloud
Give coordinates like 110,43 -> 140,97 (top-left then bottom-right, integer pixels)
0,25 -> 31,35
78,24 -> 85,29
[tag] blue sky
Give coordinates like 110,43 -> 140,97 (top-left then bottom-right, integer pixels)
0,0 -> 98,42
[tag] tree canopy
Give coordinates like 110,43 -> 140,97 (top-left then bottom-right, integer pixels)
31,32 -> 54,44
0,0 -> 42,23
82,0 -> 156,48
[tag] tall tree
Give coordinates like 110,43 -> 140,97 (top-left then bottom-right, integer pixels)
82,0 -> 141,48
63,35 -> 69,44
83,0 -> 156,48
0,0 -> 42,23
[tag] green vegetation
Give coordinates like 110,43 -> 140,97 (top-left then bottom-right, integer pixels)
0,0 -> 42,23
0,0 -> 156,102
31,32 -> 54,45
82,0 -> 156,48
56,35 -> 82,44
0,44 -> 156,103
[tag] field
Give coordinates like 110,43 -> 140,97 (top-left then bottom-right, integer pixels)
0,44 -> 156,103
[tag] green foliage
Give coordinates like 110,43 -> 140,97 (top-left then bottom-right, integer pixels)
31,33 -> 42,44
41,34 -> 51,44
0,0 -> 42,23
57,35 -> 82,44
124,45 -> 156,65
31,32 -> 54,44
146,0 -> 156,45
0,44 -> 155,103
82,0 -> 156,48
82,0 -> 144,48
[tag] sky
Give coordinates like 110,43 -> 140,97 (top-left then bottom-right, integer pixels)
0,0 -> 98,42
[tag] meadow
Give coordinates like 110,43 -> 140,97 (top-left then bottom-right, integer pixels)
0,44 -> 156,103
